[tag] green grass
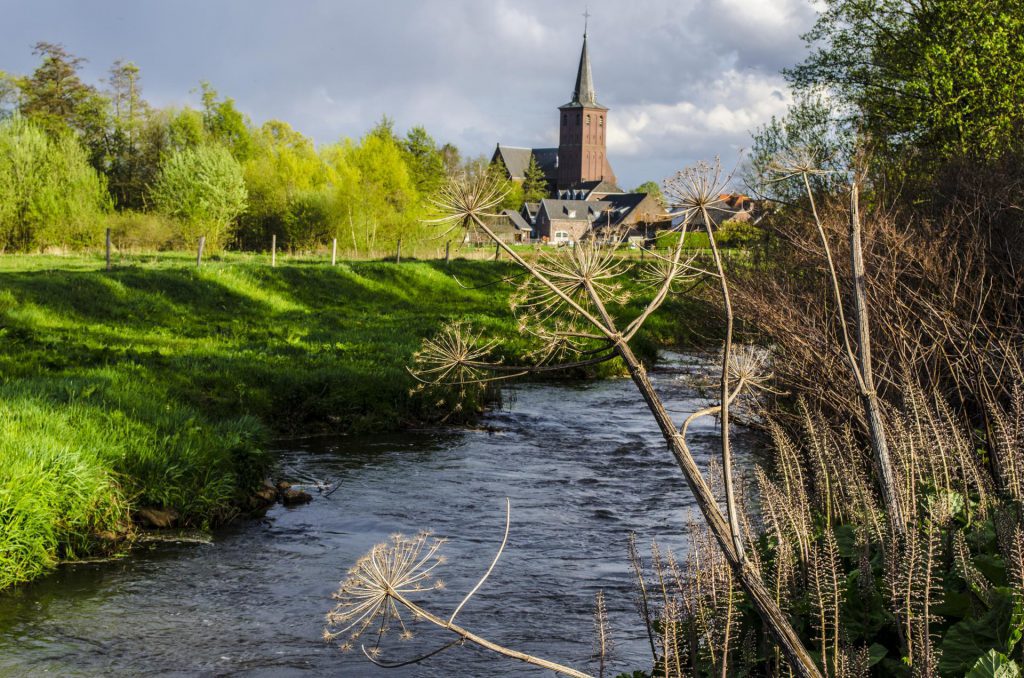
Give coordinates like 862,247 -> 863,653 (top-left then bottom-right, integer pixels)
0,254 -> 717,588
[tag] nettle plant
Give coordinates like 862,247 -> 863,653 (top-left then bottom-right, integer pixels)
324,161 -> 826,678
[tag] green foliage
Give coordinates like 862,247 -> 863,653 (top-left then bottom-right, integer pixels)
940,587 -> 1023,675
199,81 -> 253,161
402,125 -> 446,196
152,144 -> 248,249
0,116 -> 109,251
788,0 -> 1024,163
632,180 -> 664,204
105,210 -> 179,250
19,42 -> 110,169
715,220 -> 763,248
967,650 -> 1022,678
522,154 -> 549,202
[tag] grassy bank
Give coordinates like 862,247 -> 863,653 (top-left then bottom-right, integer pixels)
0,255 -> 715,589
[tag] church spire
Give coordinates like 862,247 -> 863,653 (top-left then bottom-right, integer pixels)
572,30 -> 598,106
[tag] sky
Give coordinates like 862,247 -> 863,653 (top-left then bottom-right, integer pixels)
0,0 -> 821,189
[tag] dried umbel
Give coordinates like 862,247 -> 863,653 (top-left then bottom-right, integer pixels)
325,502 -> 594,678
324,531 -> 446,651
409,321 -> 505,389
426,171 -> 509,238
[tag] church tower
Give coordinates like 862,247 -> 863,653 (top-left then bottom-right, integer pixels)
557,30 -> 616,191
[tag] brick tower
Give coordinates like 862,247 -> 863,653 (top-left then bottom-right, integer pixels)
557,31 -> 616,191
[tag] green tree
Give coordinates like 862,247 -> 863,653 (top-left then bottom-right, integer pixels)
151,144 -> 247,249
631,180 -> 664,204
19,42 -> 111,169
402,125 -> 446,197
522,155 -> 549,202
240,120 -> 332,248
0,70 -> 23,118
788,0 -> 1024,162
105,60 -> 150,209
199,81 -> 253,161
0,116 -> 109,251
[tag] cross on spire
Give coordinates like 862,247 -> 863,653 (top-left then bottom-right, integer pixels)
582,7 -> 591,36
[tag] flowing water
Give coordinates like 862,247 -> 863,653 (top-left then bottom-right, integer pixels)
0,353 -> 760,677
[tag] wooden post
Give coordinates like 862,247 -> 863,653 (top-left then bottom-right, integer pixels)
331,238 -> 337,266
396,238 -> 402,264
494,242 -> 500,261
105,228 -> 111,271
445,240 -> 451,266
196,236 -> 206,268
271,234 -> 277,267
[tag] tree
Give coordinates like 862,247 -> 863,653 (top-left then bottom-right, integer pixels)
402,125 -> 446,197
240,120 -> 332,248
0,116 -> 109,251
787,0 -> 1024,163
105,60 -> 150,209
199,81 -> 253,161
20,42 -> 110,169
0,70 -> 23,118
151,144 -> 247,249
631,180 -> 664,205
522,154 -> 549,203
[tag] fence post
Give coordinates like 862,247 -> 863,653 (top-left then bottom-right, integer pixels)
196,236 -> 206,268
445,240 -> 451,266
396,238 -> 402,264
331,238 -> 337,266
271,234 -> 277,267
494,242 -> 500,261
105,228 -> 111,271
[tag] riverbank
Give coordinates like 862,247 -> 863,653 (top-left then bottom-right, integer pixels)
0,255 -> 717,589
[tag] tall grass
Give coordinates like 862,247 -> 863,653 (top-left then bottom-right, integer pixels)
0,255 -> 708,589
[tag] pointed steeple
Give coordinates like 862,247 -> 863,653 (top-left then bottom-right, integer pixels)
563,30 -> 606,110
572,33 -> 597,106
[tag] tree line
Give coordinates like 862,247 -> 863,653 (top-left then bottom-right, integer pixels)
0,42 -> 538,253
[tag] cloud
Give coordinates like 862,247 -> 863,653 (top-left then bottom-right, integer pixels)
0,0 -> 819,187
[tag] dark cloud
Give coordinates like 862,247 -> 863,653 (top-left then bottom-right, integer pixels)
1,0 -> 817,188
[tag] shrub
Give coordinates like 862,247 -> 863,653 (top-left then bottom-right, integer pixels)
714,219 -> 762,248
106,210 -> 180,251
151,144 -> 247,250
0,116 -> 109,252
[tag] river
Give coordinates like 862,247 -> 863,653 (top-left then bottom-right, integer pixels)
0,353 -> 759,677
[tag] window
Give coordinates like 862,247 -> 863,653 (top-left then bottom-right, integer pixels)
586,114 -> 591,126
599,116 -> 603,127
562,113 -> 567,126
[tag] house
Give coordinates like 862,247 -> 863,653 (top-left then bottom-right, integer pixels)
534,191 -> 669,245
464,209 -> 533,244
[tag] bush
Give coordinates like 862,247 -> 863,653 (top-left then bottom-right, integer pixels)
715,219 -> 762,248
0,116 -> 110,252
106,211 -> 180,251
151,144 -> 247,250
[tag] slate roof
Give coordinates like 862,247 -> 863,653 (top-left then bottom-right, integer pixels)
493,145 -> 533,180
539,198 -> 611,223
561,34 -> 607,110
492,145 -> 558,185
502,209 -> 533,232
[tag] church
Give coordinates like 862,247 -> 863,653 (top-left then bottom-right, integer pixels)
490,29 -> 667,244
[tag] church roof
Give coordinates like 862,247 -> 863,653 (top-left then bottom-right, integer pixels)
492,144 -> 558,183
561,33 -> 607,110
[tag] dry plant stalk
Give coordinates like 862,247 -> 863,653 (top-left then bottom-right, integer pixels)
770,152 -> 905,534
418,165 -> 822,677
324,500 -> 594,678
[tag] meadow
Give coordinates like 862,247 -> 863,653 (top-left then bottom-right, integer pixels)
0,252 -> 712,590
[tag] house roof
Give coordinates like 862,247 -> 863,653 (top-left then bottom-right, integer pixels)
502,209 -> 533,232
539,198 -> 611,222
579,179 -> 624,198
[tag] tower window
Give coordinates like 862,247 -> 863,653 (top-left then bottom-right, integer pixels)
562,113 -> 567,126
599,116 -> 603,127
586,114 -> 591,126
